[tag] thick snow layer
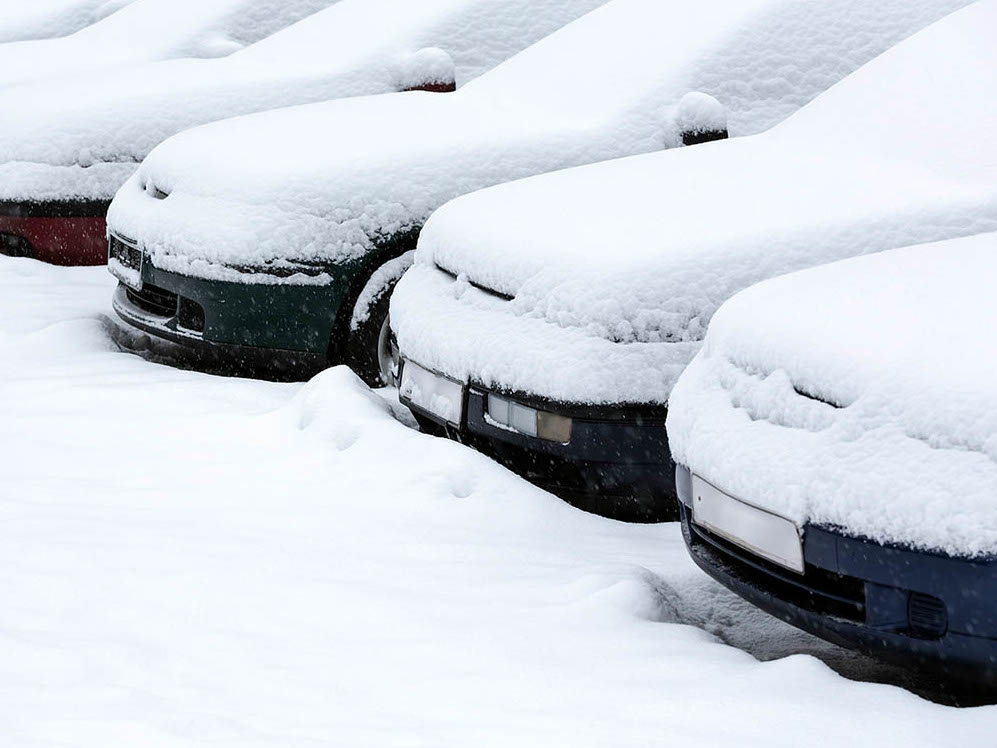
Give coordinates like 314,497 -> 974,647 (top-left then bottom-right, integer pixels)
0,0 -> 137,43
0,0 -> 339,90
0,0 -> 608,203
667,232 -> 997,558
2,256 -> 996,741
392,0 -> 997,406
106,0 -> 969,278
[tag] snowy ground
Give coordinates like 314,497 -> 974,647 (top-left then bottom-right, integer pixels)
2,257 -> 995,745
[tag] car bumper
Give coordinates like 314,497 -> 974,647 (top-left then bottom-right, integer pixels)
675,464 -> 997,682
0,200 -> 109,265
107,234 -> 357,359
399,358 -> 676,521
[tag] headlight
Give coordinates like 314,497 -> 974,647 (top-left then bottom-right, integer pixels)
486,394 -> 572,444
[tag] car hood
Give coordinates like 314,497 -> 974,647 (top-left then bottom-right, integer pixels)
667,231 -> 997,557
415,0 -> 997,351
106,0 -> 972,278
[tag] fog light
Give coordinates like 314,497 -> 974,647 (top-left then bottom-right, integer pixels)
487,394 -> 572,443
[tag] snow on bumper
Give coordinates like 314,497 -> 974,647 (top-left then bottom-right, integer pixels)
391,262 -> 698,406
667,349 -> 997,559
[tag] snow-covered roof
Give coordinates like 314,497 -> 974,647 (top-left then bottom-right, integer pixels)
106,0 -> 970,279
667,231 -> 997,557
0,0 -> 340,90
0,0 -> 137,44
390,0 -> 997,406
1,0 -> 609,203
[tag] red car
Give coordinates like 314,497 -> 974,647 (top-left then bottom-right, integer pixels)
0,199 -> 108,265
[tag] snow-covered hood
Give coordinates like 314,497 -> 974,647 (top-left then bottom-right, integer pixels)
105,0 -> 970,279
395,0 -> 997,402
667,232 -> 997,557
1,0 -> 608,204
0,0 -> 339,91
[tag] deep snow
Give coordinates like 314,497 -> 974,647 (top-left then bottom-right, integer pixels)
666,232 -> 997,558
2,256 -> 995,743
0,0 -> 137,44
0,0 -> 607,203
0,0 -> 339,90
391,0 -> 997,407
105,0 -> 969,279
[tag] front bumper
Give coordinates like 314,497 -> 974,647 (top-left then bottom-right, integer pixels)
399,358 -> 676,521
108,234 -> 355,360
676,465 -> 997,682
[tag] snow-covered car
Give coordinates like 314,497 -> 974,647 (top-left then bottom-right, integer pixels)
104,0 -> 967,389
0,0 -> 338,90
390,0 -> 997,520
0,0 -> 607,266
0,0 -> 136,44
667,231 -> 997,681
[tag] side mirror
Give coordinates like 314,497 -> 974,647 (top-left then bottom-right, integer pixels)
675,92 -> 728,146
397,47 -> 456,93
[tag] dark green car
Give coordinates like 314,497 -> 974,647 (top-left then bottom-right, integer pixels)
109,228 -> 414,384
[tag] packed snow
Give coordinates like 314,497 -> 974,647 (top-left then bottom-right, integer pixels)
2,254 -> 996,743
667,232 -> 997,558
0,0 -> 137,44
105,0 -> 969,280
391,0 -> 997,407
0,0 -> 609,203
0,0 -> 339,90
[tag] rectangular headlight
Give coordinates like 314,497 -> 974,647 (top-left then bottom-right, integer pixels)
486,394 -> 572,444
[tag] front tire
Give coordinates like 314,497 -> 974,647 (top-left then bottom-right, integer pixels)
345,275 -> 400,387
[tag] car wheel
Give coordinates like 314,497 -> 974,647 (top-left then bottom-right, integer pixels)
346,274 -> 401,388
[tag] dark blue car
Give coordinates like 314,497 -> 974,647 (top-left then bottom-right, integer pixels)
665,231 -> 997,684
674,465 -> 997,683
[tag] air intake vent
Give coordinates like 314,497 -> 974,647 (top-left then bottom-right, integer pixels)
908,592 -> 947,639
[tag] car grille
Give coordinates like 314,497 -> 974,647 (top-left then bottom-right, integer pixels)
687,515 -> 866,623
908,592 -> 948,639
108,234 -> 142,273
126,283 -> 178,317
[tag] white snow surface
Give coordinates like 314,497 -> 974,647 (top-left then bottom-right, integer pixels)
667,232 -> 997,558
1,0 -> 608,202
0,0 -> 137,43
2,255 -> 996,743
106,0 -> 969,279
391,0 -> 997,406
0,0 -> 339,90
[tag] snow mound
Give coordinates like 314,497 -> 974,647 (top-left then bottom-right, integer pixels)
395,47 -> 456,90
667,231 -> 997,557
2,0 -> 608,203
3,257 -> 997,737
106,0 -> 969,276
392,0 -> 997,405
674,92 -> 727,137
